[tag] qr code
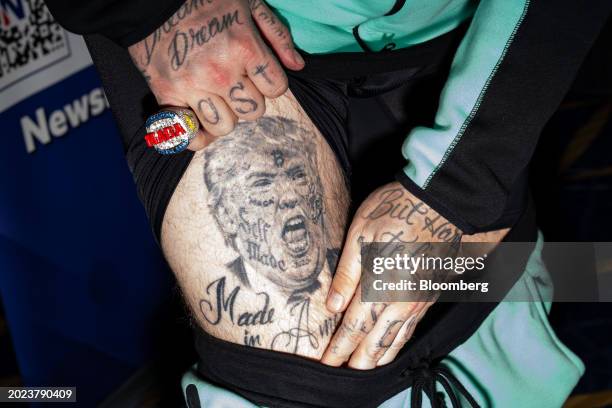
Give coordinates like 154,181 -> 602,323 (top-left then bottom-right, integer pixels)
0,0 -> 67,79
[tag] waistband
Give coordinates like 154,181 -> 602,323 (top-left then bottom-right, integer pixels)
194,198 -> 537,408
293,22 -> 468,80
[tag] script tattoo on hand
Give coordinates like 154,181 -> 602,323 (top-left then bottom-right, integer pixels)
139,0 -> 214,67
199,116 -> 338,354
365,187 -> 462,244
169,10 -> 243,70
249,0 -> 287,39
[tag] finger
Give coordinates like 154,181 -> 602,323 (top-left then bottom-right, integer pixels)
348,306 -> 408,369
326,231 -> 362,313
376,305 -> 430,367
246,55 -> 288,98
320,296 -> 384,366
150,93 -> 215,152
223,77 -> 265,120
192,94 -> 237,137
187,129 -> 214,152
249,0 -> 304,70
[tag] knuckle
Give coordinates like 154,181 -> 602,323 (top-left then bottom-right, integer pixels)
363,343 -> 384,360
187,134 -> 208,151
347,225 -> 367,244
205,63 -> 231,87
254,104 -> 266,117
281,40 -> 295,53
334,266 -> 358,289
337,322 -> 362,342
235,38 -> 259,62
267,77 -> 288,97
330,346 -> 351,362
343,328 -> 363,343
152,86 -> 178,105
333,353 -> 351,364
208,121 -> 235,137
326,338 -> 351,360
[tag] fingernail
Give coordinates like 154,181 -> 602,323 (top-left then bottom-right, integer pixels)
293,50 -> 305,66
327,291 -> 344,312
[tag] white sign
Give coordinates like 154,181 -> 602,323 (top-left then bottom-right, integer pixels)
0,0 -> 92,112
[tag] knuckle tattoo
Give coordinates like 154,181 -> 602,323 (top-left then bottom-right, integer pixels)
401,315 -> 418,341
229,81 -> 259,114
369,303 -> 388,323
253,62 -> 274,86
229,81 -> 259,115
377,319 -> 403,348
197,97 -> 221,125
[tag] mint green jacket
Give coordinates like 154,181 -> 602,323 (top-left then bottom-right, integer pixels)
268,0 -> 611,233
45,0 -> 611,231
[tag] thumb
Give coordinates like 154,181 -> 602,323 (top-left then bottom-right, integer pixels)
249,0 -> 305,70
326,231 -> 363,313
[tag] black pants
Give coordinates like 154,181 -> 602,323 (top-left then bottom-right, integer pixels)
85,26 -> 536,407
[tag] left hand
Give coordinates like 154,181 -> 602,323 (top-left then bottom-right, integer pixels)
320,182 -> 508,369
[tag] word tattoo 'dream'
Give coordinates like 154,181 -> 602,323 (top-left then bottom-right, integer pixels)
169,9 -> 243,70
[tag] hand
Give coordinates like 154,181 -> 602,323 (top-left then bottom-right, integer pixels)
320,182 -> 508,369
128,0 -> 304,150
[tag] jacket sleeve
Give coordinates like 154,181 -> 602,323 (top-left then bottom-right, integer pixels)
44,0 -> 185,47
396,0 -> 612,234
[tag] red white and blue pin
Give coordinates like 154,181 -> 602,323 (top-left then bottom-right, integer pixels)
144,108 -> 199,154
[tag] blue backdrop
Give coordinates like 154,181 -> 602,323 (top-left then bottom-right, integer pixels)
0,64 -> 174,405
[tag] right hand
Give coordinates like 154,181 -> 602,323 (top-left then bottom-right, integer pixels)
128,0 -> 305,150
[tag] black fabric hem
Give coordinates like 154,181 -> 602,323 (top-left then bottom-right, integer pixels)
148,151 -> 195,245
193,199 -> 537,407
394,170 -> 527,234
395,171 -> 479,234
115,0 -> 185,47
420,1 -> 612,230
294,22 -> 468,80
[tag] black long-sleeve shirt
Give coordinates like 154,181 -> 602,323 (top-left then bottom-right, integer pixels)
44,0 -> 612,233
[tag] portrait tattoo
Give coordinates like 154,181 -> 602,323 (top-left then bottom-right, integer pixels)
198,116 -> 340,354
204,117 -> 333,296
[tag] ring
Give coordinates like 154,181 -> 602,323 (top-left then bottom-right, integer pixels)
144,108 -> 199,154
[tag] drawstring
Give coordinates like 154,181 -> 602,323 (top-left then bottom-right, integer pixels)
406,364 -> 480,408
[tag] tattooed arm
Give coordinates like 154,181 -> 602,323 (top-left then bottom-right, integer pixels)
161,93 -> 349,359
320,183 -> 507,368
126,0 -> 304,150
